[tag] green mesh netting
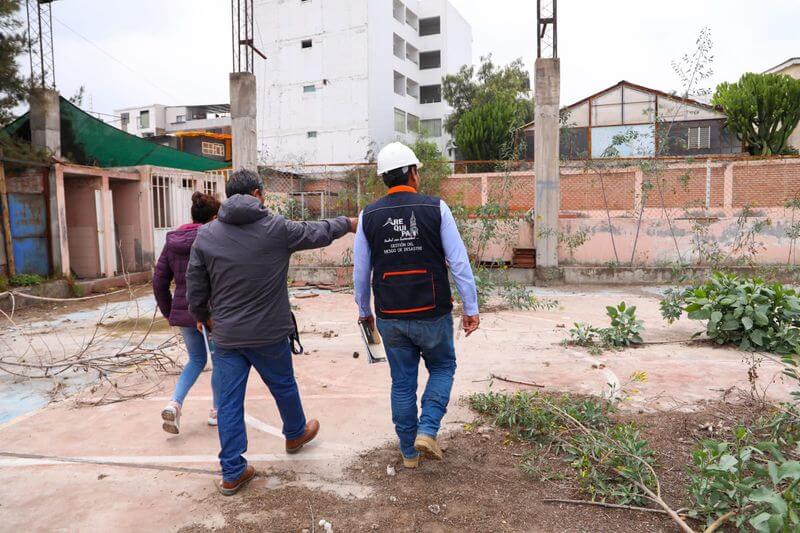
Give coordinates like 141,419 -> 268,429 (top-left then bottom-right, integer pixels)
2,97 -> 229,172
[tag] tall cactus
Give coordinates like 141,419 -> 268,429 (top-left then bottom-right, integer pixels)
713,73 -> 800,155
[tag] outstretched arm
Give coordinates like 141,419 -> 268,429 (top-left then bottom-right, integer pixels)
286,216 -> 356,253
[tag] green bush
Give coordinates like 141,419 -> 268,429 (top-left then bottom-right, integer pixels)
566,302 -> 644,351
9,273 -> 44,287
660,273 -> 800,353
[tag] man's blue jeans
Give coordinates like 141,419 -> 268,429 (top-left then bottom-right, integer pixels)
212,339 -> 307,482
172,327 -> 218,409
376,314 -> 457,459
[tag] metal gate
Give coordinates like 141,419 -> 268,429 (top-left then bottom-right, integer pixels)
6,169 -> 50,276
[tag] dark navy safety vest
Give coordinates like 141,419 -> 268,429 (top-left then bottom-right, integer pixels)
362,186 -> 453,320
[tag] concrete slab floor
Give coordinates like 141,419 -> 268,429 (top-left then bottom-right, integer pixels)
0,288 -> 793,531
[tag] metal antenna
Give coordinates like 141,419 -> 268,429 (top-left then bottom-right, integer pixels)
537,0 -> 557,59
26,0 -> 56,88
231,0 -> 266,73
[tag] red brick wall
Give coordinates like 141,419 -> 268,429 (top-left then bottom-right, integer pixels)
733,161 -> 800,207
561,171 -> 636,211
645,167 -> 724,209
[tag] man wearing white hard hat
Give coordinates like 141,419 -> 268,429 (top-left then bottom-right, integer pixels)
353,141 -> 479,468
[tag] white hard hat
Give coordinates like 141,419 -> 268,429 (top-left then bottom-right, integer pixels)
376,142 -> 422,176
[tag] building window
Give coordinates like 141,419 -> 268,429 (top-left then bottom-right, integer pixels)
393,71 -> 406,96
138,110 -> 150,129
301,39 -> 312,49
406,78 -> 419,100
151,176 -> 172,229
394,108 -> 407,133
405,8 -> 418,31
393,0 -> 405,23
419,51 -> 441,70
687,126 -> 711,150
202,141 -> 225,157
393,34 -> 405,59
420,84 -> 442,104
303,84 -> 316,93
406,43 -> 419,65
203,180 -> 219,197
175,115 -> 185,123
407,113 -> 420,133
421,119 -> 442,137
307,131 -> 318,138
419,16 -> 440,36
120,112 -> 129,132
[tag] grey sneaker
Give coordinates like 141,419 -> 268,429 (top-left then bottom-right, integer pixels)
161,402 -> 181,434
207,408 -> 218,427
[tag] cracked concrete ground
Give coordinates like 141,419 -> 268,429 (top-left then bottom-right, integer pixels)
0,287 -> 793,531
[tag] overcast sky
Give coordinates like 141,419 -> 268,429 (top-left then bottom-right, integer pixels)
27,0 -> 799,120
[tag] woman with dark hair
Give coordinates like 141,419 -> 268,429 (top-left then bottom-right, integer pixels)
153,191 -> 221,434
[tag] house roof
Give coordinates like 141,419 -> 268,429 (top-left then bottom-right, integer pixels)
764,57 -> 800,74
521,80 -> 723,130
2,97 -> 229,172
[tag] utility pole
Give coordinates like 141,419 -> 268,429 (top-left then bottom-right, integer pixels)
230,0 -> 266,173
534,0 -> 560,272
26,0 -> 63,275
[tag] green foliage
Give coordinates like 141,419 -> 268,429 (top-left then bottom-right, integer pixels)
442,55 -> 533,138
566,302 -> 645,351
9,273 -> 44,287
688,425 -> 800,531
0,274 -> 7,292
0,0 -> 28,127
454,95 -> 523,162
713,73 -> 800,155
661,273 -> 800,353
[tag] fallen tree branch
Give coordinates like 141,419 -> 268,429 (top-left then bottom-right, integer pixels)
490,373 -> 545,388
542,498 -> 686,517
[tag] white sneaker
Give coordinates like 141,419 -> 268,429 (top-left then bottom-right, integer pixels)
207,408 -> 218,427
161,402 -> 181,434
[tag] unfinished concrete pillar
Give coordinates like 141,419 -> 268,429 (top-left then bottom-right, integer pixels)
229,72 -> 258,173
30,88 -> 64,275
534,58 -> 561,270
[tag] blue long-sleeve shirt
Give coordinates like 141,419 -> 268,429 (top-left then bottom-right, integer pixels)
353,199 -> 479,318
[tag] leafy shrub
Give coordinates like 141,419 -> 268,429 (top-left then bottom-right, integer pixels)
688,426 -> 800,532
660,273 -> 800,353
9,273 -> 44,287
0,275 -> 7,292
566,302 -> 645,351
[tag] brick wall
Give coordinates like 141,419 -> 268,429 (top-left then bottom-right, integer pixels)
440,157 -> 800,212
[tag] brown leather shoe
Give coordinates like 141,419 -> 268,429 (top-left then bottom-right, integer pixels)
217,465 -> 256,496
286,420 -> 320,454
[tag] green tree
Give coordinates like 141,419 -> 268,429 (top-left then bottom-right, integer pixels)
453,96 -> 521,161
0,0 -> 28,127
410,136 -> 449,196
712,72 -> 800,155
442,55 -> 534,139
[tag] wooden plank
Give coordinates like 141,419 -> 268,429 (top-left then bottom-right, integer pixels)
0,160 -> 16,276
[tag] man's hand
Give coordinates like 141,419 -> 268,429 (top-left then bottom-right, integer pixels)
348,217 -> 359,233
196,318 -> 213,333
462,314 -> 480,337
358,315 -> 375,331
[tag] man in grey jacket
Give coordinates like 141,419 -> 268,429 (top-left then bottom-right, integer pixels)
187,169 -> 356,495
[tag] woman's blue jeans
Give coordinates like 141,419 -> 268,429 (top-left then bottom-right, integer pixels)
376,314 -> 457,459
172,326 -> 218,409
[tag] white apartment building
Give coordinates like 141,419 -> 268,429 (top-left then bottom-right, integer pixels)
255,0 -> 473,165
113,104 -> 232,138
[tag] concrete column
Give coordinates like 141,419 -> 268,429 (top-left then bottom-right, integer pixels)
534,58 -> 561,269
229,73 -> 258,172
100,174 -> 115,278
723,163 -> 734,210
53,165 -> 70,277
30,88 -> 64,275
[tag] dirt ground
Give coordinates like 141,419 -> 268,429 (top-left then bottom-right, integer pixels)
180,399 -> 764,533
0,286 -> 794,532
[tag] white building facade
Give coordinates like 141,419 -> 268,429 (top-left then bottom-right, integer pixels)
113,104 -> 231,138
255,0 -> 472,165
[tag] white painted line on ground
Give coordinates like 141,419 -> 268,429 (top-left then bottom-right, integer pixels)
143,393 -> 385,402
244,414 -> 352,452
0,452 -> 337,468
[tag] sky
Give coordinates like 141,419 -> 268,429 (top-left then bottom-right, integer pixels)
18,0 -> 800,120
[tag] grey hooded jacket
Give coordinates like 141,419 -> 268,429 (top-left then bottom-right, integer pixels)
186,194 -> 350,348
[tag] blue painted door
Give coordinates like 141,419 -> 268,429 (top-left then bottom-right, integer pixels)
8,193 -> 50,276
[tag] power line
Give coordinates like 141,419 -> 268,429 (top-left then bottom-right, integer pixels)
52,15 -> 180,102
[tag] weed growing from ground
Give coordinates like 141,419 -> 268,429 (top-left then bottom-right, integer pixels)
565,302 -> 645,353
